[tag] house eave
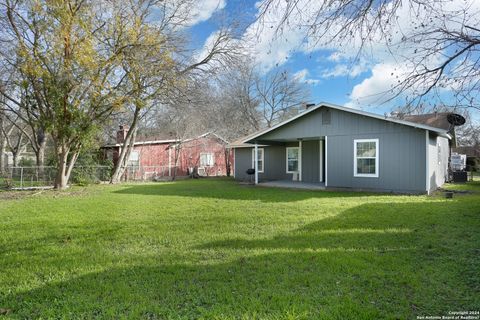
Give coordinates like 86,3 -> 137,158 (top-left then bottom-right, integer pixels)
242,102 -> 451,144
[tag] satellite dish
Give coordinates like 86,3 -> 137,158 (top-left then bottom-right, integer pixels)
447,113 -> 466,126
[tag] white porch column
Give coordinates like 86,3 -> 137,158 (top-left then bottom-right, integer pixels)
325,136 -> 328,187
425,130 -> 430,194
254,143 -> 259,185
319,139 -> 323,182
298,140 -> 302,182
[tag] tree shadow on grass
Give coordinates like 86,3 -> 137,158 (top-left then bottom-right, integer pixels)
0,220 -> 126,257
113,179 -> 389,203
2,200 -> 478,319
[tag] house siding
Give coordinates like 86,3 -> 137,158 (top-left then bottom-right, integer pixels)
327,130 -> 426,192
301,140 -> 320,183
428,133 -> 449,191
259,107 -> 418,141
234,146 -> 292,182
234,107 -> 435,193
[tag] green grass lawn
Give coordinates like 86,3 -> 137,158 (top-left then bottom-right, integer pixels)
0,179 -> 479,319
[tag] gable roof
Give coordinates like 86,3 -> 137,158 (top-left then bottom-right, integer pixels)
238,102 -> 451,145
102,139 -> 177,148
102,132 -> 229,149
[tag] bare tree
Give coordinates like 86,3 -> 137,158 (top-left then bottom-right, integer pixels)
256,0 -> 480,112
1,112 -> 29,167
456,115 -> 480,147
0,109 -> 13,172
255,68 -> 309,128
0,80 -> 48,169
218,62 -> 261,133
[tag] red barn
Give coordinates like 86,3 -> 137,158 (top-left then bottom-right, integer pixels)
102,126 -> 232,180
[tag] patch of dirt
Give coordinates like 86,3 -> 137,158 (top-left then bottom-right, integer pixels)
0,187 -> 92,200
0,190 -> 40,200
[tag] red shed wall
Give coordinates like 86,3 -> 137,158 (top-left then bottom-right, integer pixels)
106,135 -> 233,179
176,136 -> 232,176
134,143 -> 171,167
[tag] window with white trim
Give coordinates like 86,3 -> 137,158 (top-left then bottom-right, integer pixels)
286,147 -> 300,173
354,139 -> 379,177
200,153 -> 214,166
128,150 -> 140,168
251,148 -> 264,173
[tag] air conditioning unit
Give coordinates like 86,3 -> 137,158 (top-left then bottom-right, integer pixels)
292,172 -> 299,181
198,167 -> 206,176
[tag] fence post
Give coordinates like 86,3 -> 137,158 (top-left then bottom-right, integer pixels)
20,167 -> 23,189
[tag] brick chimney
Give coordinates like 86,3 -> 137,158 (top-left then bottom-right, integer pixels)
116,125 -> 129,144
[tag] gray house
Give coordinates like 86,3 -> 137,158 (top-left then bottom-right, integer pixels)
231,102 -> 453,194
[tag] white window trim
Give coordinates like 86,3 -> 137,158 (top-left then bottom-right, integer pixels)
353,138 -> 379,178
286,147 -> 300,174
251,148 -> 264,173
200,152 -> 214,167
128,150 -> 140,167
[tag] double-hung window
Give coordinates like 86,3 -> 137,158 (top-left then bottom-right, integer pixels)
128,151 -> 140,168
251,148 -> 264,173
354,139 -> 379,177
200,153 -> 214,167
286,147 -> 300,173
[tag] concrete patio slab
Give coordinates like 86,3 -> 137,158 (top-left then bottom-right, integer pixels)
258,180 -> 326,190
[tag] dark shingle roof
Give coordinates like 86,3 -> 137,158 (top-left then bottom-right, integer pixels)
401,113 -> 452,131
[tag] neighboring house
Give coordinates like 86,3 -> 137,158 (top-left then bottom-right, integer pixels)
452,146 -> 480,171
230,102 -> 454,194
102,126 -> 232,179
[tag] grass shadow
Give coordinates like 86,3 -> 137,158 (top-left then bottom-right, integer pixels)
113,178 -> 392,203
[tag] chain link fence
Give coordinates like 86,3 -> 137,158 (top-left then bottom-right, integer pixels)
0,165 -> 184,189
0,166 -> 114,189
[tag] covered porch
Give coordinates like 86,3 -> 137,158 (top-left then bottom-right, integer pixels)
250,136 -> 327,186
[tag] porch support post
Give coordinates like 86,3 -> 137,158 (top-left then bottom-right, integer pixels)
319,139 -> 323,182
298,140 -> 302,182
325,136 -> 328,187
425,130 -> 430,194
254,143 -> 259,185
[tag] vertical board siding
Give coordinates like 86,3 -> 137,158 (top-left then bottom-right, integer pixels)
234,146 -> 291,182
428,133 -> 450,191
301,140 -> 320,183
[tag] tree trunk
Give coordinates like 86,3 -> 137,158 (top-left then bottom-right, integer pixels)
225,148 -> 231,177
54,149 -> 68,189
172,145 -> 181,181
53,143 -> 79,190
0,138 -> 5,174
12,151 -> 19,167
35,138 -> 46,178
110,107 -> 140,184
